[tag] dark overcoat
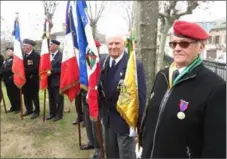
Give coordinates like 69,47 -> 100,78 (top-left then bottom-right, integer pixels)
22,50 -> 40,95
48,51 -> 62,87
141,64 -> 226,158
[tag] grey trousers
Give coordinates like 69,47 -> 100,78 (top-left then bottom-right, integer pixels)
83,102 -> 95,145
104,126 -> 136,159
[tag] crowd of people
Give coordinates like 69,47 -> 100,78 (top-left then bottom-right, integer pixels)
0,20 -> 226,159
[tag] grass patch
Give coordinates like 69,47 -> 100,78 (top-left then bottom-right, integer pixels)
1,85 -> 94,158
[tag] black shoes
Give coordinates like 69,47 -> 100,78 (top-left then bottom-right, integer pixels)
46,115 -> 55,120
72,118 -> 85,127
92,150 -> 101,159
23,111 -> 33,116
7,109 -> 14,113
53,117 -> 62,122
72,117 -> 83,125
80,142 -> 94,150
30,113 -> 39,119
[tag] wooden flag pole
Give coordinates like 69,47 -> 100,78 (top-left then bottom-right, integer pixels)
96,117 -> 105,159
42,15 -> 51,122
19,89 -> 23,120
68,3 -> 82,147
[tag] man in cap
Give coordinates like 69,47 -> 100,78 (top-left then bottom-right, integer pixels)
141,20 -> 226,158
46,39 -> 64,122
22,38 -> 40,119
0,47 -> 20,112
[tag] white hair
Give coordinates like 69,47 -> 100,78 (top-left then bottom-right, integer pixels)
105,31 -> 127,42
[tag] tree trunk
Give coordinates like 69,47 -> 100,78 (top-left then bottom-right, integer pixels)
156,19 -> 171,72
135,1 -> 159,104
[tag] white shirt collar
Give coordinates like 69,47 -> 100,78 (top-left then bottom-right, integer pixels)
51,50 -> 58,55
25,49 -> 33,57
177,67 -> 186,74
109,52 -> 124,67
51,50 -> 58,60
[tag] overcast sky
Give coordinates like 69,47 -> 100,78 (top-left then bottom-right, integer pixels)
1,1 -> 226,41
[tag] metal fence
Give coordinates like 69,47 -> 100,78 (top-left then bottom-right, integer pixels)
203,60 -> 226,81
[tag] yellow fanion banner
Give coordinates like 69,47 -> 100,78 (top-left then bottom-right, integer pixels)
117,46 -> 139,129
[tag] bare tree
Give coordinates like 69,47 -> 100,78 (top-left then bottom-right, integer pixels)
156,1 -> 212,72
135,1 -> 159,103
117,1 -> 134,32
86,1 -> 107,39
42,1 -> 58,37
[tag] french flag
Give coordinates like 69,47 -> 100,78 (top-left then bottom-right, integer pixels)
12,15 -> 26,88
59,1 -> 80,102
39,20 -> 51,90
76,0 -> 101,121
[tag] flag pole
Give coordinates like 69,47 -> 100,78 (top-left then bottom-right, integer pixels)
131,34 -> 141,153
68,3 -> 82,147
19,89 -> 23,120
42,16 -> 51,122
15,13 -> 24,120
96,117 -> 105,158
0,81 -> 7,114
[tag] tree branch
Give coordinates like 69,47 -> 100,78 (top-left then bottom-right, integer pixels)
176,1 -> 199,17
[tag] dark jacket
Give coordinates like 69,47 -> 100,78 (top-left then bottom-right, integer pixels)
48,51 -> 62,87
141,64 -> 226,158
0,54 -> 4,81
22,50 -> 40,94
99,53 -> 146,134
0,57 -> 14,85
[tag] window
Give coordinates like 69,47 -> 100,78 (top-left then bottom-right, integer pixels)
208,36 -> 212,44
215,36 -> 220,44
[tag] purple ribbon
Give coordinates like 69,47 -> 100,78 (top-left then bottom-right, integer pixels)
179,99 -> 189,112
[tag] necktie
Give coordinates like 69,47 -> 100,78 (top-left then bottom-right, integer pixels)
51,54 -> 54,60
111,59 -> 116,67
172,69 -> 179,82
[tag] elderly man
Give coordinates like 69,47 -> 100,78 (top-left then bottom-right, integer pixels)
141,20 -> 226,158
0,47 -> 20,113
46,40 -> 64,122
98,32 -> 146,158
22,39 -> 40,119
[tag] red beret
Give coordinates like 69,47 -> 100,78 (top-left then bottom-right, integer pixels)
95,40 -> 101,47
173,20 -> 209,40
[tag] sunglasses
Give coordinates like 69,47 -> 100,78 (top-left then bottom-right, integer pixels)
169,41 -> 197,49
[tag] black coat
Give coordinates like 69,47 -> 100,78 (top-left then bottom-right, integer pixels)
1,57 -> 14,85
48,51 -> 62,87
141,64 -> 226,158
0,54 -> 4,80
22,50 -> 40,94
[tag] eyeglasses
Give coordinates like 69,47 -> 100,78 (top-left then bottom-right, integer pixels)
169,41 -> 197,49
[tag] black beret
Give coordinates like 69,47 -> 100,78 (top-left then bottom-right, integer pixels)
51,40 -> 60,45
6,47 -> 14,51
23,39 -> 36,46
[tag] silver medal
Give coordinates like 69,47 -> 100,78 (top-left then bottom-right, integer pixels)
177,111 -> 185,120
